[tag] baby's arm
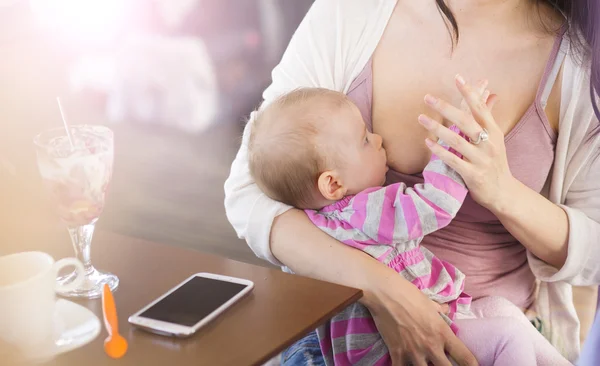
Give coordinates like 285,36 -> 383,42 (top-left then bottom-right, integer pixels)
348,129 -> 468,244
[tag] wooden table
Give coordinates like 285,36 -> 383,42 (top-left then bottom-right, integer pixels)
1,226 -> 362,366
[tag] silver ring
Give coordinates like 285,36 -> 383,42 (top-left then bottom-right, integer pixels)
470,128 -> 489,145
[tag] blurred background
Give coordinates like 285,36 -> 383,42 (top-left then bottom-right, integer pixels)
0,0 -> 314,265
0,1 -> 597,346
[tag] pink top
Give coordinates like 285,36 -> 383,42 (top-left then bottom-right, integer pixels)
346,32 -> 563,309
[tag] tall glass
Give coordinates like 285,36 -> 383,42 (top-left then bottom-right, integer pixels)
34,125 -> 118,299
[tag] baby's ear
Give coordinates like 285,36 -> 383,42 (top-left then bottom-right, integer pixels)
317,170 -> 347,201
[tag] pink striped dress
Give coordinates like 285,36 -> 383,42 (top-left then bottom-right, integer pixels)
305,136 -> 471,366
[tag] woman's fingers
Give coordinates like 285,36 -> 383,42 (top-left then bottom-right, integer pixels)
439,303 -> 450,316
419,115 -> 479,163
455,74 -> 496,130
473,80 -> 489,100
487,94 -> 499,110
428,349 -> 454,366
424,94 -> 483,142
369,276 -> 475,366
390,352 -> 405,366
482,89 -> 490,104
460,80 -> 488,114
445,331 -> 479,366
423,322 -> 453,366
409,357 -> 429,366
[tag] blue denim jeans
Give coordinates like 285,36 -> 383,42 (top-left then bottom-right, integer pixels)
281,330 -> 326,366
281,318 -> 545,365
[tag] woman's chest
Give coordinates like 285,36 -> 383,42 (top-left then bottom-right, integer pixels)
370,15 -> 559,174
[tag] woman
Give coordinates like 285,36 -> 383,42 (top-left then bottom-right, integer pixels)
225,0 -> 600,364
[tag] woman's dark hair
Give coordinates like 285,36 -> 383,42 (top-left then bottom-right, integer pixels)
436,0 -> 600,121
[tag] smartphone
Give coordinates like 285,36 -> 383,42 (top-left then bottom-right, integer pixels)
128,273 -> 254,337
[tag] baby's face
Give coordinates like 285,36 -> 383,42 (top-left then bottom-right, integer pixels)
322,103 -> 388,195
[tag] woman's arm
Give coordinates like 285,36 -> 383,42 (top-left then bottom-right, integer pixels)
490,177 -> 568,268
529,154 -> 600,285
271,209 -> 477,366
272,209 -> 386,293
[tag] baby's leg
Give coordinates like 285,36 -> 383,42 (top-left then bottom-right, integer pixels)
470,296 -> 571,365
469,296 -> 528,319
454,318 -> 536,366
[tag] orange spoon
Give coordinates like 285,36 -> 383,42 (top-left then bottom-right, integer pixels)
102,283 -> 128,359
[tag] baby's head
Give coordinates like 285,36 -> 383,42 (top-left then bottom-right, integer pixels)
248,88 -> 388,210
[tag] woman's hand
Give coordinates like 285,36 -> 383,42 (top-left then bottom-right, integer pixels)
417,75 -> 570,268
364,277 -> 477,366
417,75 -> 516,211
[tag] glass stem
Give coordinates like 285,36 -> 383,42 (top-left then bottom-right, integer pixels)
67,222 -> 96,275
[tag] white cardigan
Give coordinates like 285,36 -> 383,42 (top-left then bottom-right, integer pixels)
224,0 -> 600,361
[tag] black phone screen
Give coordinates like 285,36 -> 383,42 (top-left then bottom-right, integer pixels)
139,276 -> 249,327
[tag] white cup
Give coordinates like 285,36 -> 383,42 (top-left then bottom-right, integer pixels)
0,251 -> 85,363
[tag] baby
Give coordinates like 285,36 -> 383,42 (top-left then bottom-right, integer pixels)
248,88 -> 569,366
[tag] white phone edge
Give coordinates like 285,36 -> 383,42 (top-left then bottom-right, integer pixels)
128,272 -> 254,338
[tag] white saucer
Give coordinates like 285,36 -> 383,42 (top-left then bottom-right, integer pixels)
0,299 -> 100,364
53,298 -> 101,355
